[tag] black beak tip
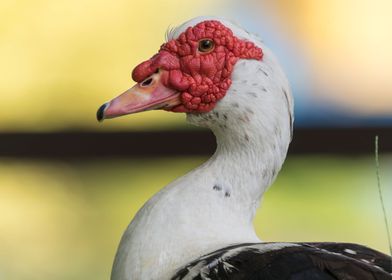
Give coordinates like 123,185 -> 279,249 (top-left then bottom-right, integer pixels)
97,103 -> 108,122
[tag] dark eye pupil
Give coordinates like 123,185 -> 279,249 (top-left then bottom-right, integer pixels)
202,40 -> 211,48
199,39 -> 214,52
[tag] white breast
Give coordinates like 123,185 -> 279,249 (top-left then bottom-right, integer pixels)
111,163 -> 261,280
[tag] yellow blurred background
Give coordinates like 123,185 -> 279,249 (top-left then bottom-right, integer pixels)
0,0 -> 226,131
2,0 -> 392,131
1,0 -> 392,279
265,0 -> 392,114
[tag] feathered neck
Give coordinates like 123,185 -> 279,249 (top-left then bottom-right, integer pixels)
207,122 -> 288,218
111,48 -> 293,280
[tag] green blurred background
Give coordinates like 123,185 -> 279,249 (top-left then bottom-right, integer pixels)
1,0 -> 392,279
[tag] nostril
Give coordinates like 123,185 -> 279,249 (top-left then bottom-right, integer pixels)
141,77 -> 153,87
154,68 -> 159,74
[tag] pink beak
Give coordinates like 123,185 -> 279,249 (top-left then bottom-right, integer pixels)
97,69 -> 181,122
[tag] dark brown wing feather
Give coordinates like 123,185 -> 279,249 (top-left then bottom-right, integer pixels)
172,242 -> 392,280
304,242 -> 392,274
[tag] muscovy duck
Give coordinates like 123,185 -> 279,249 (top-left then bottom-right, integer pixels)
97,16 -> 392,280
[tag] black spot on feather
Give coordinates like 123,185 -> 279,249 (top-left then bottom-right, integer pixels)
247,91 -> 257,98
218,124 -> 228,130
244,134 -> 250,142
257,67 -> 269,77
246,107 -> 254,115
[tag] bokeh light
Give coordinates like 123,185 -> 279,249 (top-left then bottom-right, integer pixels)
1,1 -> 391,279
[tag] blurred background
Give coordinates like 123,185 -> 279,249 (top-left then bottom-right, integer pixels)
1,0 -> 392,279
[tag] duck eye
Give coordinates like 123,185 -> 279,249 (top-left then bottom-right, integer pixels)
198,39 -> 215,53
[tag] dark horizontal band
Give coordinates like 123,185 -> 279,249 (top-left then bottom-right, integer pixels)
0,127 -> 391,159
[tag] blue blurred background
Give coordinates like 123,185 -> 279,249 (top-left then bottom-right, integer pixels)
1,0 -> 391,279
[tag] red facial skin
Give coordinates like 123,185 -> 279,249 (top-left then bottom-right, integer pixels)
131,20 -> 263,113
